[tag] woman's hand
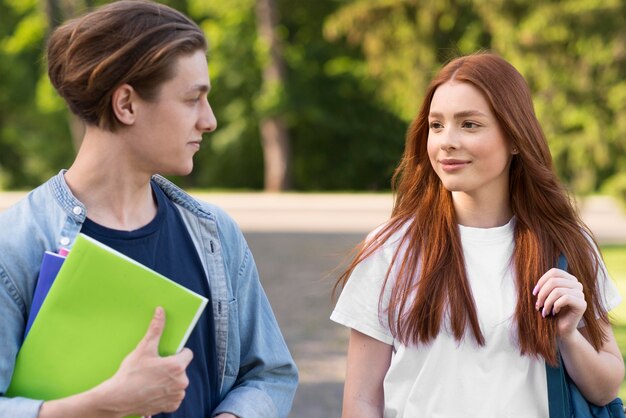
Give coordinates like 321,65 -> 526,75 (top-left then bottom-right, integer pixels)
533,267 -> 587,339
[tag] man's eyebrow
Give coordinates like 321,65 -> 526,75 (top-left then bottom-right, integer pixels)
428,110 -> 488,119
187,83 -> 211,93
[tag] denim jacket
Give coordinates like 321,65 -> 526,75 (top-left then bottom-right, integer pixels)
0,171 -> 298,418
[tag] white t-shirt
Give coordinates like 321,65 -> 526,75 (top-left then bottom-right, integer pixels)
331,218 -> 621,418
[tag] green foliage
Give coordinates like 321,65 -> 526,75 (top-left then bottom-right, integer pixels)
182,0 -> 265,189
1,12 -> 46,54
186,0 -> 406,190
325,0 -> 626,197
280,0 -> 406,190
324,0 -> 489,120
0,0 -> 73,188
0,0 -> 625,194
495,0 -> 626,196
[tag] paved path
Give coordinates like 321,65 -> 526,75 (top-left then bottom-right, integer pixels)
245,232 -> 357,417
1,192 -> 625,417
1,192 -> 625,242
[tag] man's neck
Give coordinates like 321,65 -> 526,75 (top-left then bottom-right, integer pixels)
64,130 -> 157,231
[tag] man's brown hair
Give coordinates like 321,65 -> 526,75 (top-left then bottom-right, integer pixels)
47,0 -> 207,131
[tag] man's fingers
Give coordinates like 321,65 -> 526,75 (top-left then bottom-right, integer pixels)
175,347 -> 194,368
139,307 -> 166,354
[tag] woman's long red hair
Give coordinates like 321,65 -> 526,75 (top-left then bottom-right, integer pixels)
336,53 -> 608,365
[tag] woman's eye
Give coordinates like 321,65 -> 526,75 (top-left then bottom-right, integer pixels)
462,121 -> 479,129
429,121 -> 443,130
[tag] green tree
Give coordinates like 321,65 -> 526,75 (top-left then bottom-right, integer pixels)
0,0 -> 74,188
474,0 -> 626,195
187,0 -> 406,190
280,0 -> 406,190
182,0 -> 265,189
256,0 -> 292,191
325,0 -> 626,198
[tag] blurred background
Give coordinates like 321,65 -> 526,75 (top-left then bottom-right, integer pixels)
1,0 -> 626,199
1,0 -> 626,416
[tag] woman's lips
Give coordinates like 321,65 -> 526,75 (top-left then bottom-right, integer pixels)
439,159 -> 470,172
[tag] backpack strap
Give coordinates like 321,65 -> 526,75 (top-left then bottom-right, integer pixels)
545,255 -> 571,418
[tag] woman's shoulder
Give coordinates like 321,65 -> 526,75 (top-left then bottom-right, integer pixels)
365,218 -> 413,257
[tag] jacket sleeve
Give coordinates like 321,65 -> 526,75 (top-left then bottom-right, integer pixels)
212,236 -> 298,418
0,265 -> 44,418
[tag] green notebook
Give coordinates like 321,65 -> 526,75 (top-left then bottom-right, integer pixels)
6,233 -> 208,417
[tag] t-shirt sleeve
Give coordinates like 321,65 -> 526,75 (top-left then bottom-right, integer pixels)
596,259 -> 621,313
577,256 -> 621,329
330,245 -> 395,346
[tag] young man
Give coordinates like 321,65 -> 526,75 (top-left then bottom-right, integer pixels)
0,1 -> 298,417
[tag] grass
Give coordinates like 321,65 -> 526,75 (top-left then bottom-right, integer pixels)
602,245 -> 626,398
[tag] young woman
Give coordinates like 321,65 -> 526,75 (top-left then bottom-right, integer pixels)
0,1 -> 297,417
331,52 -> 624,417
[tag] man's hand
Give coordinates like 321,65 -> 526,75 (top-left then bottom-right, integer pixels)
214,414 -> 238,418
39,307 -> 193,418
100,307 -> 194,416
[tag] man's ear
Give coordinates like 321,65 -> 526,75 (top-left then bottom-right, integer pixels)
111,84 -> 137,126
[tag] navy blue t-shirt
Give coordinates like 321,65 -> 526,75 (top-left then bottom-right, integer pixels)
81,182 -> 219,417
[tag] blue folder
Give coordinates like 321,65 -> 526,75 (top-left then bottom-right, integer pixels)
24,251 -> 66,338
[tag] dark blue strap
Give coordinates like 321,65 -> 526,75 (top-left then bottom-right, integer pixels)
545,255 -> 626,418
546,255 -> 570,418
546,355 -> 571,418
556,254 -> 568,272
